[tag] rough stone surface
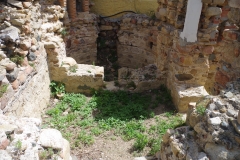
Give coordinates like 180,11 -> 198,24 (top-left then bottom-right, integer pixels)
39,129 -> 64,150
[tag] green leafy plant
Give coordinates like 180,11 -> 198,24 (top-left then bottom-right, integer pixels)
133,133 -> 149,151
49,81 -> 65,97
15,140 -> 22,150
196,105 -> 206,115
10,55 -> 24,65
69,65 -> 78,73
60,27 -> 68,37
0,84 -> 8,98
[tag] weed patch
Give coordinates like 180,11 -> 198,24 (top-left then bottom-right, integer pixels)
43,88 -> 183,155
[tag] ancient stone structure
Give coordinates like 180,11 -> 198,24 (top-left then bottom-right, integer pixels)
0,0 -> 104,118
160,80 -> 240,160
155,0 -> 240,112
117,13 -> 158,68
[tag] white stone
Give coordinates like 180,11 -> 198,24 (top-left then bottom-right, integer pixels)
62,57 -> 77,67
39,129 -> 63,150
0,150 -> 12,160
208,117 -> 221,125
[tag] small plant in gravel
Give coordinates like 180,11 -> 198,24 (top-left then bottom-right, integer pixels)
0,84 -> 8,98
15,140 -> 22,150
10,55 -> 24,65
196,105 -> 206,115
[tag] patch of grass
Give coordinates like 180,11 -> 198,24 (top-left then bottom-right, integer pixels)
10,55 -> 24,65
39,148 -> 55,160
134,133 -> 149,151
196,105 -> 206,115
0,84 -> 8,98
43,89 -> 183,155
76,131 -> 94,146
69,64 -> 78,73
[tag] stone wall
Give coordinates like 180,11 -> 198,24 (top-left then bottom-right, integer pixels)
0,0 -> 53,118
117,13 -> 159,68
0,0 -> 104,117
65,12 -> 99,64
155,0 -> 240,112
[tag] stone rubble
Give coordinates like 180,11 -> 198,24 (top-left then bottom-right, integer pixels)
0,113 -> 72,160
160,80 -> 240,160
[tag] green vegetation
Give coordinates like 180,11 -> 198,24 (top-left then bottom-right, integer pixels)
10,55 -> 24,65
196,105 -> 206,115
60,27 -> 68,37
0,84 -> 8,98
49,81 -> 65,97
39,148 -> 55,160
15,140 -> 22,150
69,64 -> 78,73
43,85 -> 184,155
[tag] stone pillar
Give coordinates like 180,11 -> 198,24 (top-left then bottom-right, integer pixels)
82,0 -> 89,12
68,0 -> 77,20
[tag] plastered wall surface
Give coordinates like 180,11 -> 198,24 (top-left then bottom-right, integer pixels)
91,0 -> 158,17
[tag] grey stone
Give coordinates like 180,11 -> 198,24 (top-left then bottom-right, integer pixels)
6,67 -> 19,82
204,143 -> 239,160
208,117 -> 221,125
220,121 -> 229,130
208,103 -> 216,111
0,26 -> 20,42
7,0 -> 23,8
27,52 -> 36,61
231,119 -> 240,134
215,99 -> 225,109
0,150 -> 12,160
224,92 -> 234,98
227,109 -> 237,117
198,152 -> 209,160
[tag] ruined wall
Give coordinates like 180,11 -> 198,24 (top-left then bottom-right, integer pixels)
65,12 -> 99,64
0,0 -> 54,118
160,81 -> 240,160
117,13 -> 159,68
0,0 -> 104,117
155,0 -> 240,112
